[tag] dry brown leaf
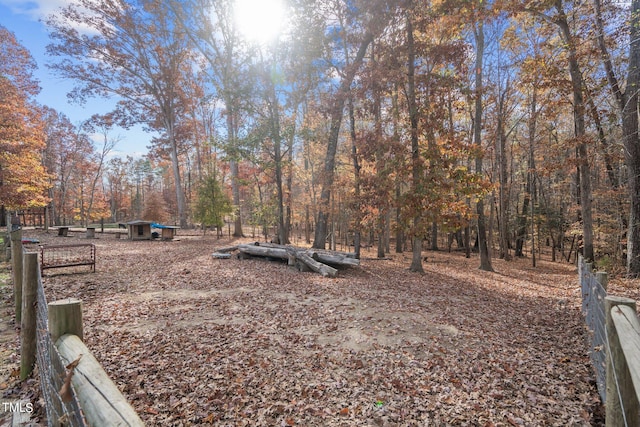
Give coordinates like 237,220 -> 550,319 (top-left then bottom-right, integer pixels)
59,354 -> 82,403
25,231 -> 604,425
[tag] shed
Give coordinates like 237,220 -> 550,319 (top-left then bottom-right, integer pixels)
126,220 -> 153,240
151,223 -> 179,241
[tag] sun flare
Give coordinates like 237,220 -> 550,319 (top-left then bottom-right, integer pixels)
234,0 -> 286,43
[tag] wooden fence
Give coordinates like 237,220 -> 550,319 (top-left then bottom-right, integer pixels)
579,255 -> 640,426
7,229 -> 143,426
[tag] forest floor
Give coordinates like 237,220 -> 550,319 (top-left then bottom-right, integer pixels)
0,228 -> 617,426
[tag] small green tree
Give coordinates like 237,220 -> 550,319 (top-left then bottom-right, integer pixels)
193,174 -> 232,235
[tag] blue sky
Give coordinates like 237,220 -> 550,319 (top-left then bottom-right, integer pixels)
0,0 -> 150,157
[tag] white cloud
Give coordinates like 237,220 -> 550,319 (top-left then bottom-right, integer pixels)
0,0 -> 72,22
1,0 -> 106,37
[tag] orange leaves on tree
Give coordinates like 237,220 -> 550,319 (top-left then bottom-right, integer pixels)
0,26 -> 50,210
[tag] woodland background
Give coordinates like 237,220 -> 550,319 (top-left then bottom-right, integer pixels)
1,0 -> 640,276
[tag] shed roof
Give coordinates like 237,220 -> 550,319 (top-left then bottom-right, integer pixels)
151,223 -> 179,229
126,220 -> 153,225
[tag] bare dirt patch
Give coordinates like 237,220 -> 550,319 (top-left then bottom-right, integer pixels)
17,230 -> 603,425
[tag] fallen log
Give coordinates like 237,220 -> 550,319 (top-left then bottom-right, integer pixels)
307,250 -> 360,266
237,244 -> 289,259
213,245 -> 239,253
296,252 -> 337,278
312,248 -> 358,259
251,242 -> 285,249
237,243 -> 342,277
211,252 -> 232,259
283,246 -> 299,267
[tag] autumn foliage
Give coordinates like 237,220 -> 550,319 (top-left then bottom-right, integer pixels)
1,0 -> 640,274
0,26 -> 49,210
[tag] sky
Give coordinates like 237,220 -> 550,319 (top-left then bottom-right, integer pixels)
0,0 -> 151,158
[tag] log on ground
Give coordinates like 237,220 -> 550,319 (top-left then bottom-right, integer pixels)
211,252 -> 232,259
310,248 -> 358,259
237,244 -> 289,260
307,250 -> 360,266
213,245 -> 239,253
296,252 -> 338,278
236,243 -> 343,278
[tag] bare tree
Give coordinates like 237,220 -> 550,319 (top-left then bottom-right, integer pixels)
46,0 -> 191,227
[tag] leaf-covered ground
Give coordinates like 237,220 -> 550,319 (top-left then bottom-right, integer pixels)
17,230 -> 606,425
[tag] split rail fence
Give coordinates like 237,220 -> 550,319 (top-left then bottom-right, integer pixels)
6,229 -> 142,426
580,255 -> 640,426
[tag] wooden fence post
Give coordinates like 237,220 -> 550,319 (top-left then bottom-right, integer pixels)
20,252 -> 38,380
585,262 -> 593,273
605,295 -> 638,426
10,230 -> 23,323
48,299 -> 83,344
597,271 -> 608,291
578,255 -> 584,296
1,233 -> 7,262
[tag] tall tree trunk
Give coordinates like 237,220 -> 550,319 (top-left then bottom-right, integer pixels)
431,222 -> 438,251
497,88 -> 511,260
266,60 -> 288,245
515,164 -> 532,258
285,108 -> 297,244
407,15 -> 424,273
167,122 -> 187,228
395,182 -> 404,253
464,223 -> 471,258
585,87 -> 628,232
349,97 -> 362,259
516,87 -> 537,257
473,18 -> 494,272
226,108 -> 243,237
313,33 -> 374,249
392,86 -> 403,254
555,1 -> 594,262
373,44 -> 386,259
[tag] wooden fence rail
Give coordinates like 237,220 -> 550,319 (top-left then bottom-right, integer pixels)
606,296 -> 640,426
50,300 -> 144,426
579,255 -> 640,426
